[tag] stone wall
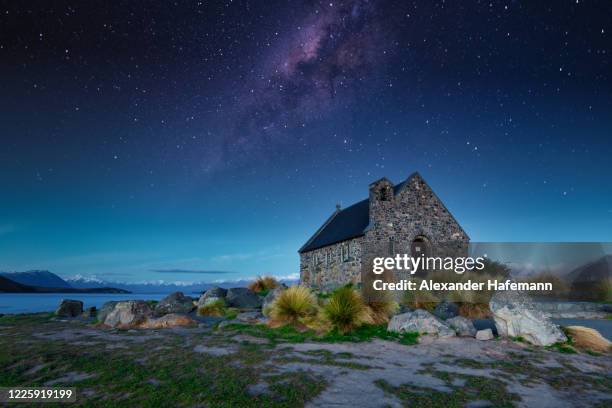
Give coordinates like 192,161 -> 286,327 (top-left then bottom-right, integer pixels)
299,236 -> 364,289
362,174 -> 469,290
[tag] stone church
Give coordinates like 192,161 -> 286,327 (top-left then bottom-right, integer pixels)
298,172 -> 469,289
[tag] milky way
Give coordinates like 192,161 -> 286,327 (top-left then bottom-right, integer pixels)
1,1 -> 611,279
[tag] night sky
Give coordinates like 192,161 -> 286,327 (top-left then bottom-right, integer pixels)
1,1 -> 611,283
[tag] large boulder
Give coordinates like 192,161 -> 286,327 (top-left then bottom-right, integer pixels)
433,301 -> 459,320
476,328 -> 494,341
56,299 -> 83,317
262,287 -> 283,315
388,309 -> 455,338
154,292 -> 195,316
98,301 -> 118,323
197,286 -> 227,306
225,288 -> 262,309
446,316 -> 477,337
236,311 -> 267,325
102,300 -> 154,329
489,290 -> 567,346
138,313 -> 196,329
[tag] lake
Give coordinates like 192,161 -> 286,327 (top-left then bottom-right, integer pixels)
0,293 -> 189,314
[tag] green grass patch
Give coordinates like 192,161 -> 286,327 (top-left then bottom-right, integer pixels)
221,323 -> 419,345
376,369 -> 521,408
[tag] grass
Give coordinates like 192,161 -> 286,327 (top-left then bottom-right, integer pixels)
248,276 -> 280,294
268,285 -> 317,325
324,286 -> 372,333
197,299 -> 226,317
0,314 -> 328,407
365,297 -> 399,325
222,322 -> 419,346
376,369 -> 520,408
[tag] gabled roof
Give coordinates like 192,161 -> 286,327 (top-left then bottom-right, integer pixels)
298,173 -> 418,253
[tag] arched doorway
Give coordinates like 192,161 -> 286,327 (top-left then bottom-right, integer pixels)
411,236 -> 431,259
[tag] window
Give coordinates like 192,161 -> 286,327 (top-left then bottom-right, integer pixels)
341,244 -> 350,262
379,186 -> 392,201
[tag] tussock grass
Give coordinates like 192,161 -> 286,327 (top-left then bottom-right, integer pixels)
564,326 -> 611,353
268,285 -> 317,325
248,275 -> 280,294
324,286 -> 373,334
197,299 -> 226,317
366,295 -> 399,325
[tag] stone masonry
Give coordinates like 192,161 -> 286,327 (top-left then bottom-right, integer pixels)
299,172 -> 469,290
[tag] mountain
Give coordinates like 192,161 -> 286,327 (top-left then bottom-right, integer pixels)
0,270 -> 72,289
0,275 -> 130,294
0,275 -> 33,292
0,273 -> 130,294
566,254 -> 612,301
66,276 -> 300,294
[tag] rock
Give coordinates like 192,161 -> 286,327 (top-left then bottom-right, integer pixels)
103,300 -> 154,329
154,292 -> 195,316
564,326 -> 611,353
388,309 -> 455,337
81,306 -> 97,318
138,313 -> 196,329
262,287 -> 283,315
489,290 -> 567,346
476,328 -> 494,340
225,288 -> 263,309
446,316 -> 477,337
236,311 -> 267,324
55,299 -> 83,317
472,318 -> 499,336
433,301 -> 459,320
97,301 -> 118,323
197,286 -> 227,306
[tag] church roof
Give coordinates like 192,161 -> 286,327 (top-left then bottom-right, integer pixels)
298,173 -> 417,253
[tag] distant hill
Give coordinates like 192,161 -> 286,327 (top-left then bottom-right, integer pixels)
567,254 -> 612,301
0,270 -> 72,289
0,275 -> 130,294
67,276 -> 300,294
0,275 -> 33,292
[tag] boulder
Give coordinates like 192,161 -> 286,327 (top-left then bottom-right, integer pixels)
236,311 -> 267,325
154,292 -> 195,316
98,301 -> 118,323
262,287 -> 283,315
433,301 -> 459,320
489,290 -> 567,346
55,299 -> 83,317
102,300 -> 154,329
197,286 -> 227,306
388,309 -> 455,338
446,316 -> 477,337
225,288 -> 262,309
138,313 -> 196,329
476,328 -> 494,341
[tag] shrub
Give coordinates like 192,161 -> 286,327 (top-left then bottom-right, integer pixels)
366,295 -> 399,325
324,286 -> 373,334
197,299 -> 226,317
269,285 -> 317,325
564,326 -> 611,353
248,275 -> 280,293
